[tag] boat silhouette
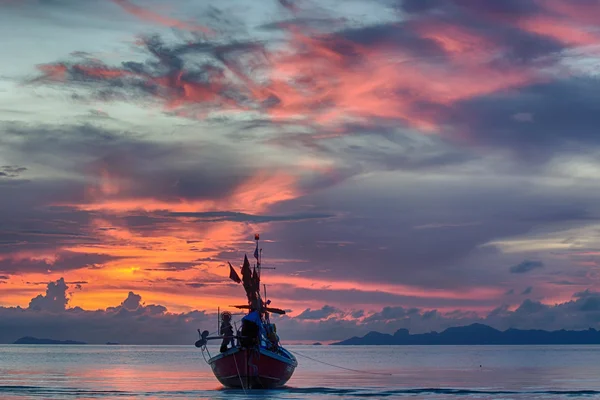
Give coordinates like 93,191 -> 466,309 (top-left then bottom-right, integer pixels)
194,234 -> 298,389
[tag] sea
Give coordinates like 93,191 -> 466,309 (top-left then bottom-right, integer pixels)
1,344 -> 599,399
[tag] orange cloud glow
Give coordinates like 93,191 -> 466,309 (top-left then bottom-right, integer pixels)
1,163 -> 308,312
72,167 -> 301,214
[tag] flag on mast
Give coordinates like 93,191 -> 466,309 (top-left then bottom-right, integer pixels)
228,262 -> 241,283
254,233 -> 260,262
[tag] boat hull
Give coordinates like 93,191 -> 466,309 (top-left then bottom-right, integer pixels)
208,347 -> 297,389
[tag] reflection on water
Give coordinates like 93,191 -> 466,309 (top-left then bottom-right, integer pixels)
2,345 -> 600,399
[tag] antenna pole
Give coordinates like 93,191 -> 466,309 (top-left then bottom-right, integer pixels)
255,233 -> 261,278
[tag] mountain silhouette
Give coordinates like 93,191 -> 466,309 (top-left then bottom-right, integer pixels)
331,323 -> 600,345
13,336 -> 87,345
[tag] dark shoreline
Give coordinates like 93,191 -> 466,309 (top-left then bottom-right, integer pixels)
331,323 -> 600,345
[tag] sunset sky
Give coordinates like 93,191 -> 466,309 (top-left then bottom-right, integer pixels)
2,0 -> 600,344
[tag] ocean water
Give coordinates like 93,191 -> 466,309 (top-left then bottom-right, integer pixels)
1,344 -> 600,399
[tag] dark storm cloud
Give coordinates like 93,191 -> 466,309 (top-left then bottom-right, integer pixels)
510,260 -> 544,274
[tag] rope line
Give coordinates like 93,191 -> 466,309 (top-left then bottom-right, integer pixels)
233,351 -> 247,395
290,350 -> 393,376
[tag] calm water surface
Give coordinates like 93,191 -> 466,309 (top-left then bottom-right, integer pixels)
1,345 -> 599,399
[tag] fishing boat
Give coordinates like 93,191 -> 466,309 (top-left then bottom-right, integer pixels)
194,234 -> 298,389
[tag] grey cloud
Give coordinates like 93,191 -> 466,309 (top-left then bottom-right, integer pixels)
263,284 -> 502,311
28,277 -> 69,312
29,34 -> 268,113
120,292 -> 142,311
451,0 -> 542,17
522,286 -> 533,295
448,79 -> 600,161
551,280 -> 581,286
0,165 -> 26,178
164,211 -> 335,224
186,283 -> 207,289
273,289 -> 600,341
295,305 -> 343,320
399,0 -> 445,13
510,260 -> 544,274
366,1 -> 563,64
0,251 -> 123,275
363,306 -> 420,323
261,169 -> 600,293
0,279 -> 211,344
144,262 -> 200,272
0,122 -> 252,203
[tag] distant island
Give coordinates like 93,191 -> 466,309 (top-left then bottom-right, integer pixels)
13,336 -> 87,345
331,323 -> 600,345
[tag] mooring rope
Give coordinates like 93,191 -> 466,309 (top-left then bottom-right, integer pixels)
290,350 -> 393,376
232,351 -> 247,395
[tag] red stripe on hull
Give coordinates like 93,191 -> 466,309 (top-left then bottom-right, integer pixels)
209,347 -> 297,389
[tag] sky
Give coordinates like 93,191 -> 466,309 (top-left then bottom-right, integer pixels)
2,0 -> 600,344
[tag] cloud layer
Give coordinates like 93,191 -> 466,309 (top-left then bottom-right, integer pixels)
4,278 -> 600,344
2,0 -> 600,339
